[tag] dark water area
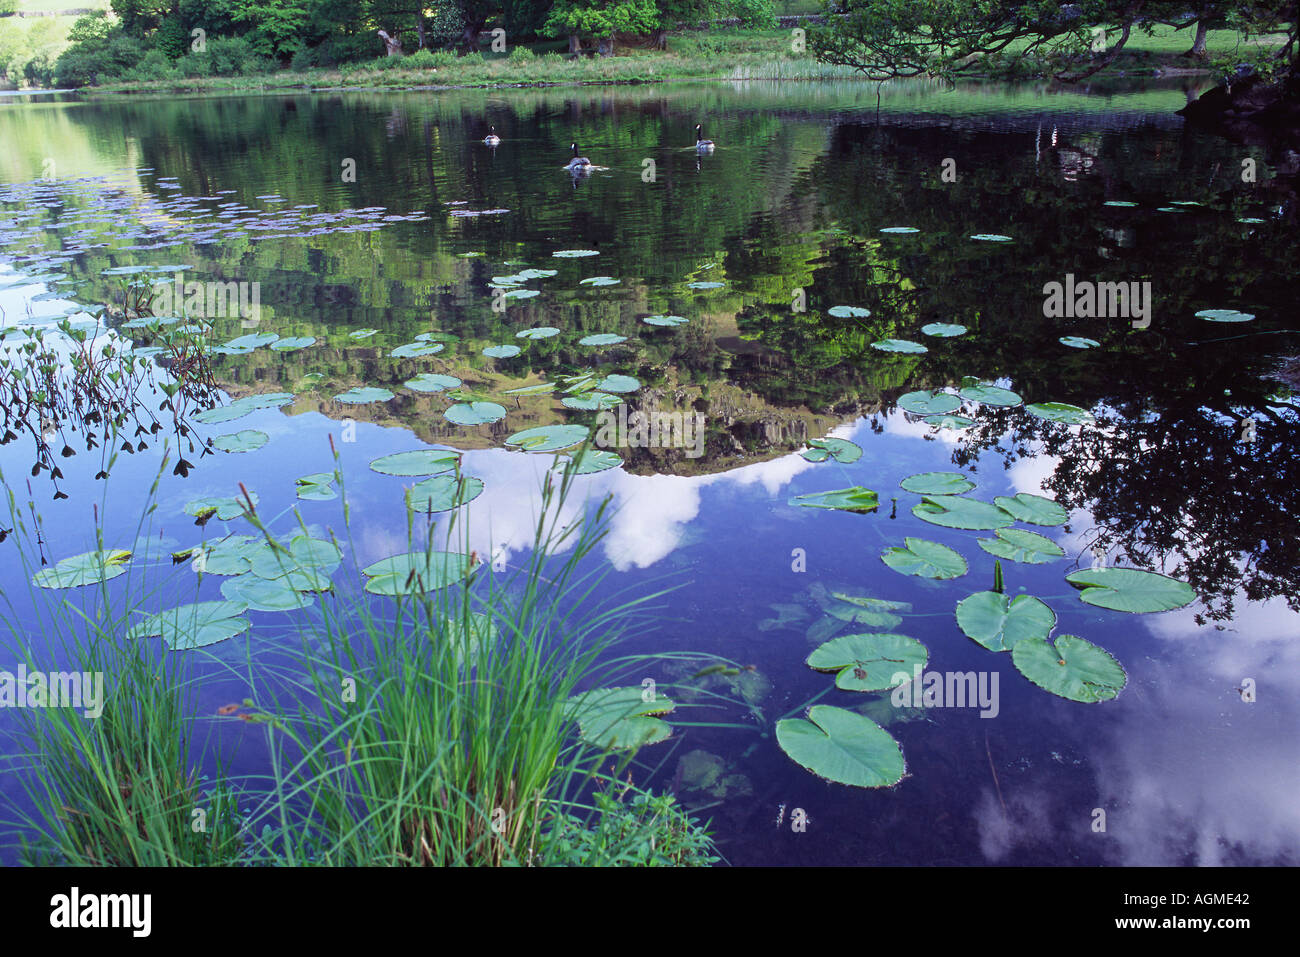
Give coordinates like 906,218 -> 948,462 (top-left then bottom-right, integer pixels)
0,79 -> 1296,866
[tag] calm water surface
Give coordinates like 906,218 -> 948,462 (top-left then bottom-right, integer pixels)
0,79 -> 1296,866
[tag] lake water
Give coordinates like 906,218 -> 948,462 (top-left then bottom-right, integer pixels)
0,79 -> 1297,866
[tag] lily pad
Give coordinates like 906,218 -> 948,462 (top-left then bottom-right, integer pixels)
978,527 -> 1064,564
828,305 -> 871,318
881,538 -> 967,579
391,341 -> 445,358
1011,634 -> 1126,702
505,382 -> 557,396
776,705 -> 905,788
483,344 -> 522,359
687,281 -> 724,290
296,472 -> 337,501
1195,308 -> 1254,323
788,486 -> 879,513
956,591 -> 1057,652
900,471 -> 975,495
1025,402 -> 1095,425
921,322 -> 967,337
127,600 -> 250,651
502,289 -> 539,300
970,234 -> 1013,242
405,373 -> 462,393
597,374 -> 640,393
913,495 -> 1013,530
871,338 -> 928,354
879,226 -> 920,234
552,249 -> 600,258
922,413 -> 976,430
579,277 -> 620,287
369,449 -> 461,476
211,430 -> 268,454
444,401 -> 507,425
642,315 -> 688,327
959,382 -> 1022,407
348,328 -> 379,339
515,326 -> 561,339
898,390 -> 960,416
249,536 -> 341,580
561,392 -> 621,410
194,392 -> 294,425
361,551 -> 475,596
406,475 -> 485,513
1064,567 -> 1196,613
334,387 -> 394,404
562,448 -> 623,474
271,336 -> 316,352
33,549 -> 131,589
807,633 -> 928,692
1059,336 -> 1100,349
993,492 -> 1068,526
185,493 -> 257,522
215,333 -> 279,354
801,437 -> 862,464
506,425 -> 590,452
577,333 -> 627,346
566,686 -> 675,750
220,574 -> 316,612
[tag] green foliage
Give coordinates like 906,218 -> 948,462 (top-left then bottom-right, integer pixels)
538,787 -> 720,865
232,0 -> 312,60
544,0 -> 660,40
55,30 -> 146,88
508,43 -> 536,61
176,36 -> 273,77
153,17 -> 190,60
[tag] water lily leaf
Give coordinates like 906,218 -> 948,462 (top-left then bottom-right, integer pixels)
212,430 -> 268,453
348,328 -> 379,339
776,705 -> 905,788
642,314 -> 688,327
194,392 -> 294,424
959,383 -> 1022,407
215,333 -> 279,354
334,387 -> 394,404
406,475 -> 485,513
978,528 -> 1064,564
921,322 -> 967,337
1012,635 -> 1126,702
898,390 -> 960,415
506,425 -> 590,452
561,391 -> 621,410
1059,336 -> 1099,349
881,537 -> 967,579
185,493 -> 257,522
1025,402 -> 1095,425
687,281 -> 724,289
296,472 -> 337,501
871,338 -> 928,354
579,276 -> 620,286
516,326 -> 560,339
249,536 -> 341,580
801,437 -> 862,464
552,249 -> 600,258
369,449 -> 461,476
956,591 -> 1056,652
127,600 -> 250,650
1104,200 -> 1138,207
504,382 -> 557,396
502,289 -> 539,300
993,492 -> 1068,526
807,633 -> 928,691
566,686 -> 674,750
361,551 -> 474,595
788,486 -> 879,513
443,401 -> 507,425
483,344 -> 522,359
415,331 -> 458,343
900,471 -> 975,495
912,495 -> 1013,530
405,373 -> 461,393
562,448 -> 623,474
391,341 -> 444,358
271,336 -> 316,352
970,234 -> 1013,242
183,539 -> 252,576
820,591 -> 910,628
923,413 -> 975,430
828,305 -> 871,318
597,374 -> 640,393
1195,309 -> 1254,323
1065,567 -> 1197,613
879,226 -> 919,234
220,574 -> 316,612
578,333 -> 627,346
33,549 -> 131,588
517,268 -> 558,279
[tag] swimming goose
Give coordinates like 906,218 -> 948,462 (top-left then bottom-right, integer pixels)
695,125 -> 715,151
564,143 -> 593,171
484,126 -> 501,146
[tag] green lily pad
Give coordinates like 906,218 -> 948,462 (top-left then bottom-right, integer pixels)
956,591 -> 1056,652
1012,634 -> 1126,702
978,527 -> 1064,564
296,472 -> 337,501
789,486 -> 879,513
220,574 -> 316,612
578,333 -> 627,346
215,332 -> 279,354
776,705 -> 905,788
597,374 -> 640,393
959,382 -> 1022,407
807,633 -> 928,692
194,392 -> 294,425
881,538 -> 968,579
185,493 -> 257,522
642,315 -> 688,327
348,328 -> 379,339
1059,336 -> 1100,349
405,373 -> 462,393
819,591 -> 910,629
898,390 -> 960,415
579,276 -> 620,287
334,387 -> 394,404
687,281 -> 724,290
444,402 -> 507,425
871,338 -> 928,354
927,416 -> 974,435
516,326 -> 561,339
271,336 -> 317,352
552,249 -> 600,258
912,495 -> 1013,530
182,539 -> 253,576
127,600 -> 250,651
1064,567 -> 1197,613
406,475 -> 485,513
880,226 -> 919,234
562,448 -> 623,474
505,382 -> 557,396
993,492 -> 1068,526
391,341 -> 445,358
566,686 -> 675,749
801,437 -> 862,464
1195,309 -> 1254,323
921,322 -> 967,337
828,305 -> 871,318
970,234 -> 1013,242
33,549 -> 131,589
361,551 -> 475,596
900,471 -> 975,495
369,449 -> 461,476
249,536 -> 341,580
212,430 -> 268,453
506,425 -> 590,452
1025,402 -> 1095,425
561,392 -> 621,410
483,344 -> 522,359
1104,200 -> 1138,207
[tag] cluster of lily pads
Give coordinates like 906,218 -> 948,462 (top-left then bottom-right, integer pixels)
773,434 -> 1198,789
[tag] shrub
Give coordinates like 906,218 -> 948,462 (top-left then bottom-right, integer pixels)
124,49 -> 178,83
508,44 -> 536,62
176,36 -> 272,78
54,31 -> 145,88
402,48 -> 439,69
23,54 -> 54,88
153,17 -> 188,60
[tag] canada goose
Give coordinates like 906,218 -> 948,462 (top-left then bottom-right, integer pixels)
564,143 -> 592,171
695,125 -> 715,151
483,126 -> 501,146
